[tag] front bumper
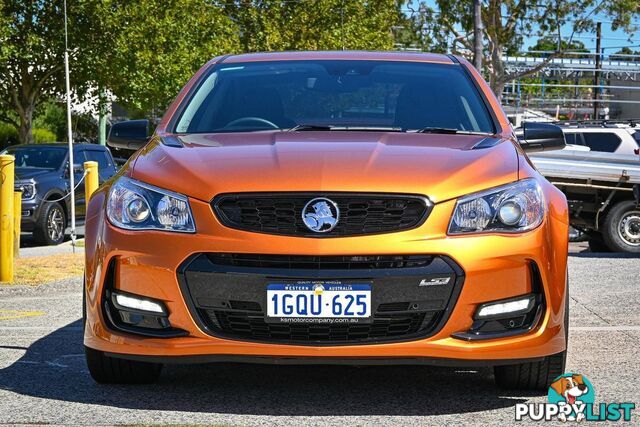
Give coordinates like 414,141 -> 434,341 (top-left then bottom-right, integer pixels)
84,188 -> 569,365
19,198 -> 40,231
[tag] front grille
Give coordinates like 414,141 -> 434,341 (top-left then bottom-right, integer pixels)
178,253 -> 463,346
206,254 -> 434,270
377,301 -> 411,312
200,305 -> 439,343
213,193 -> 430,237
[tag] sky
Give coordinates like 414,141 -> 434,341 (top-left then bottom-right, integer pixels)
408,1 -> 640,56
523,19 -> 640,54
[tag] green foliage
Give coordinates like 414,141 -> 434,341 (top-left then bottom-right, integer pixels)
0,0 -> 103,143
0,0 -> 9,62
611,47 -> 640,62
0,122 -> 18,148
527,37 -> 590,58
395,6 -> 440,52
0,0 -> 240,142
32,128 -> 56,144
0,0 -> 406,143
0,122 -> 54,147
96,0 -> 240,114
33,101 -> 67,141
71,111 -> 98,143
221,0 -> 401,52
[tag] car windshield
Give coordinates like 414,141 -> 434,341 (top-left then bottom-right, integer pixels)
2,146 -> 66,170
175,60 -> 496,134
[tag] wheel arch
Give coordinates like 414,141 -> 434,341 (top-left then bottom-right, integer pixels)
41,190 -> 69,227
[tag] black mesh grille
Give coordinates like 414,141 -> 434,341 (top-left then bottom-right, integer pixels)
206,254 -> 434,270
199,306 -> 439,343
213,193 -> 430,237
178,253 -> 462,346
377,302 -> 411,312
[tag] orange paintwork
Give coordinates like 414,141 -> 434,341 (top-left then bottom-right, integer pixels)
84,52 -> 569,363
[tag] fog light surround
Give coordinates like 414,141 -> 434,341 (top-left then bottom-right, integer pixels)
475,295 -> 536,320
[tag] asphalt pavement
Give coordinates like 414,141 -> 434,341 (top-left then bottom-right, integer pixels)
18,228 -> 84,258
0,243 -> 638,426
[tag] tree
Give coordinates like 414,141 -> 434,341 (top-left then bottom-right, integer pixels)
98,0 -> 239,115
611,46 -> 640,62
402,1 -> 640,99
394,5 -> 438,51
0,0 -> 104,143
0,1 -> 239,144
527,37 -> 591,59
221,0 -> 402,52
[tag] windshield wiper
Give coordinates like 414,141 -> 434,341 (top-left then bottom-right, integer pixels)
288,124 -> 404,132
415,127 -> 459,134
414,127 -> 494,136
287,124 -> 334,132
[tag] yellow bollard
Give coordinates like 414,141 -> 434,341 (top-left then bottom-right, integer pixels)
0,154 -> 15,283
13,191 -> 21,258
84,161 -> 99,209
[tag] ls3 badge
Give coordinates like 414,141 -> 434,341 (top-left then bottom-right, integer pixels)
419,277 -> 451,286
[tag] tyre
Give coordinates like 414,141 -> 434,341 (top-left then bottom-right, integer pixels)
85,346 -> 163,384
494,275 -> 569,391
601,200 -> 640,253
494,351 -> 567,390
34,202 -> 66,245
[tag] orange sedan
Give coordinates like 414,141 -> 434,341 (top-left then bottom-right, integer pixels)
84,51 -> 569,389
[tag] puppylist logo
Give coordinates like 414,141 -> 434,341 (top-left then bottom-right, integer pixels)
515,373 -> 635,422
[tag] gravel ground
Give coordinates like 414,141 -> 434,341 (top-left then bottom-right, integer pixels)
0,243 -> 638,426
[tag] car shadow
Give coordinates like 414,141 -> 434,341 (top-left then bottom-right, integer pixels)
19,228 -> 85,248
569,250 -> 640,259
0,319 -> 532,416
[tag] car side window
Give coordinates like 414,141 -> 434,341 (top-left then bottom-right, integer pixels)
85,150 -> 115,179
564,133 -> 579,145
581,132 -> 622,153
72,149 -> 88,174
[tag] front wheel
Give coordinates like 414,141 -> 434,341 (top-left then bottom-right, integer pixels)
85,346 -> 163,384
494,351 -> 567,390
495,275 -> 569,390
34,202 -> 66,245
602,200 -> 640,253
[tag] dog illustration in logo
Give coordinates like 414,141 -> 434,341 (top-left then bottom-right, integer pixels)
550,374 -> 589,422
303,201 -> 337,232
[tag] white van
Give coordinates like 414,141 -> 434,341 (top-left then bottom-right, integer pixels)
562,126 -> 640,155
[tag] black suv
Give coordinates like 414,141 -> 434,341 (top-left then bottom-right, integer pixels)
1,143 -> 117,245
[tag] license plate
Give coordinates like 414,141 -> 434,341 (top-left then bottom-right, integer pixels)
266,281 -> 371,323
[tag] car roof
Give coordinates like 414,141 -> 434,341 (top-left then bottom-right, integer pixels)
219,50 -> 456,65
562,127 -> 627,132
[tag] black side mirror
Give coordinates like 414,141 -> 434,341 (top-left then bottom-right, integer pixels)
520,122 -> 566,152
107,120 -> 150,150
64,162 -> 84,176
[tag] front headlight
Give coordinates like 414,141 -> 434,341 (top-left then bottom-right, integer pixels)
107,176 -> 195,232
448,178 -> 544,234
15,182 -> 36,201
